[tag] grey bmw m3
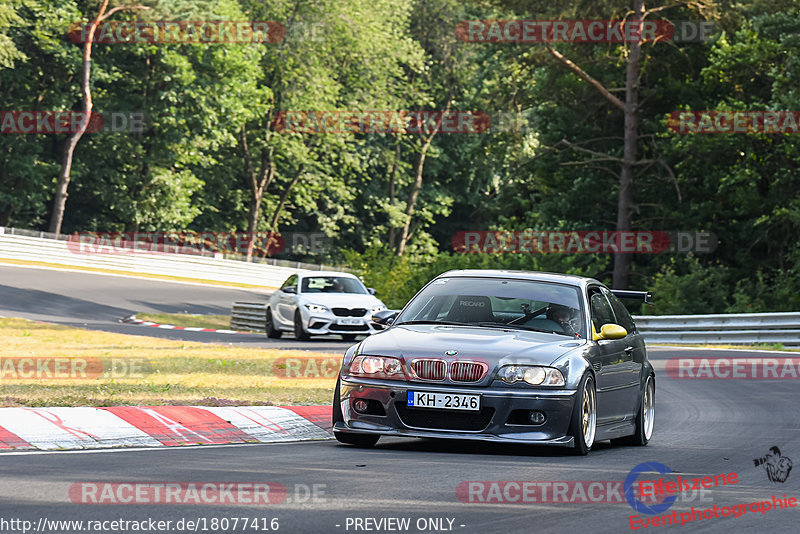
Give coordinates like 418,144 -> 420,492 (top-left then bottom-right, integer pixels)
332,270 -> 655,455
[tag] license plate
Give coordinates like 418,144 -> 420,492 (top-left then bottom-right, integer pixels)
337,318 -> 363,325
407,391 -> 480,411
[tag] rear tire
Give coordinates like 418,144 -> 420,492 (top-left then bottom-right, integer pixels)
613,375 -> 654,446
265,309 -> 282,339
294,310 -> 310,341
568,372 -> 597,455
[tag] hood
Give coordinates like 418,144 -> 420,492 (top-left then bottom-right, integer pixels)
358,324 -> 585,366
297,292 -> 385,309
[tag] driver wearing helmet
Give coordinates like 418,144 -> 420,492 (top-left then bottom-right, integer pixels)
547,304 -> 577,335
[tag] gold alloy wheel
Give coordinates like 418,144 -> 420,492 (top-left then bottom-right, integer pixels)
582,377 -> 597,447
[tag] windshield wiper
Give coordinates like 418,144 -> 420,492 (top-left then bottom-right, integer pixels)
474,322 -> 575,336
395,320 -> 471,326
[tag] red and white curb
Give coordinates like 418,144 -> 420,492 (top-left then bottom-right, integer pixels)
0,405 -> 332,451
120,315 -> 252,335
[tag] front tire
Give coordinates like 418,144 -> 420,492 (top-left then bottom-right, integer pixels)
614,374 -> 654,446
568,372 -> 597,455
293,310 -> 310,341
265,309 -> 282,339
332,377 -> 379,447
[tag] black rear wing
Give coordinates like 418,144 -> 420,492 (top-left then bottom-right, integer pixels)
611,290 -> 653,304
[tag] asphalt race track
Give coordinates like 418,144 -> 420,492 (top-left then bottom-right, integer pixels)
1,264 -> 799,532
0,264 -> 355,351
2,359 -> 799,531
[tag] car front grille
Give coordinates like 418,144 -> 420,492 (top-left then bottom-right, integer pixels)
328,324 -> 370,332
411,359 -> 447,381
332,308 -> 367,317
395,402 -> 495,431
449,361 -> 487,383
410,359 -> 486,382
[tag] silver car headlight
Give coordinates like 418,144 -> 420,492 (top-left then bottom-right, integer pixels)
370,305 -> 387,313
304,303 -> 329,314
498,365 -> 565,386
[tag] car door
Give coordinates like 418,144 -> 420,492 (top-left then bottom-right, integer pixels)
588,286 -> 630,424
606,289 -> 645,417
276,275 -> 299,326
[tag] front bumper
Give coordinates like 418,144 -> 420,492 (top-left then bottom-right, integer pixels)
335,377 -> 577,447
302,310 -> 381,336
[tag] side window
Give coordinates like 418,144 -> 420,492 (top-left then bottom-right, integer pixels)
281,275 -> 298,291
589,290 -> 615,331
606,291 -> 636,333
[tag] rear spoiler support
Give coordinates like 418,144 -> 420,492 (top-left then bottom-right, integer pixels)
611,289 -> 653,304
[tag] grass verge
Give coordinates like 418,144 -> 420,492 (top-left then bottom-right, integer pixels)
0,317 -> 340,407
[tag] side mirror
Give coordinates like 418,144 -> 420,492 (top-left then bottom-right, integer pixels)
282,286 -> 297,294
367,287 -> 377,295
371,309 -> 399,327
598,323 -> 627,340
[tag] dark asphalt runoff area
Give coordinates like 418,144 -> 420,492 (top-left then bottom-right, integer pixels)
1,346 -> 799,533
0,263 -> 355,351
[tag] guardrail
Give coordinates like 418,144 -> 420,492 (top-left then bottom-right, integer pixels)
634,312 -> 800,346
0,226 -> 344,288
230,302 -> 268,332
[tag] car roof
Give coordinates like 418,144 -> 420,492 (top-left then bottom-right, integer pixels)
436,269 -> 601,289
299,271 -> 358,279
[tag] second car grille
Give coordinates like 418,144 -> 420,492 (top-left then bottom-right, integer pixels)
411,359 -> 447,381
332,307 -> 367,317
449,361 -> 487,383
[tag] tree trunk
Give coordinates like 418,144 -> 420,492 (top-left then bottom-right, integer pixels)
612,0 -> 644,289
396,140 -> 430,257
48,1 -> 148,236
269,165 -> 304,231
240,119 -> 276,261
396,105 -> 449,257
387,139 -> 400,249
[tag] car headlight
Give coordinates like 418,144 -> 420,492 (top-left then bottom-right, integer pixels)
370,305 -> 387,313
350,355 -> 406,379
304,303 -> 329,314
498,365 -> 565,386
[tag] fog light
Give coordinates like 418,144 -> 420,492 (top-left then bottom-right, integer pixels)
353,399 -> 369,413
529,411 -> 546,425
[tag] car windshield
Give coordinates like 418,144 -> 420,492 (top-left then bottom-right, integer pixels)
301,276 -> 367,294
396,277 -> 585,338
